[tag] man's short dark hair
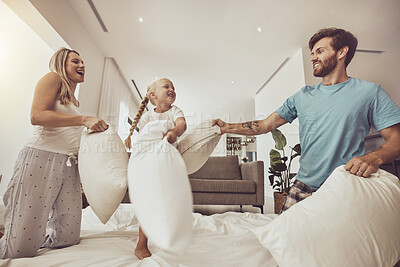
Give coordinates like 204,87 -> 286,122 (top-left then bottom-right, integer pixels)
309,28 -> 358,67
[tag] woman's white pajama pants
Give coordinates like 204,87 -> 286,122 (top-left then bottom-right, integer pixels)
0,147 -> 82,259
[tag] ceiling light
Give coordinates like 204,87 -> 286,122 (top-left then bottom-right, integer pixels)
139,17 -> 144,22
231,81 -> 235,84
257,27 -> 262,32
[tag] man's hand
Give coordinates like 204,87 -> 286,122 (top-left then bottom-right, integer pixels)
211,118 -> 228,134
212,113 -> 288,136
346,124 -> 400,178
164,130 -> 178,144
344,153 -> 381,178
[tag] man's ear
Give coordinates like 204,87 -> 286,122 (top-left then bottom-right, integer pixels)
338,46 -> 349,60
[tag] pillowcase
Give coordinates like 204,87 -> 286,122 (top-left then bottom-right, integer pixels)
177,120 -> 221,174
79,127 -> 129,224
128,120 -> 193,252
81,204 -> 137,232
255,165 -> 400,267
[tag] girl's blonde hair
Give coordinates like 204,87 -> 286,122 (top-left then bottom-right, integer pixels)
49,47 -> 80,104
124,78 -> 170,149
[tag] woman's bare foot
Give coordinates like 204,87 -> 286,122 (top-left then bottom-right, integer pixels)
134,246 -> 152,260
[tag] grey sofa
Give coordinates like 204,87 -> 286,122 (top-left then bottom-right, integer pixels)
118,155 -> 265,213
189,155 -> 264,213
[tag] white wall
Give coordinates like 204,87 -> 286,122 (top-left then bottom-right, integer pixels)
0,1 -> 54,196
255,49 -> 305,197
348,51 -> 400,106
29,0 -> 105,117
0,0 -> 112,198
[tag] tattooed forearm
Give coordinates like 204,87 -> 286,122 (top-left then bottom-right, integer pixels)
241,121 -> 260,134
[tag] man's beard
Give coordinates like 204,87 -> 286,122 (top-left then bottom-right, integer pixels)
313,54 -> 338,77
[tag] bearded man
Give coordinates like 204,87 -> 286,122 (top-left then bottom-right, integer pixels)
212,28 -> 400,212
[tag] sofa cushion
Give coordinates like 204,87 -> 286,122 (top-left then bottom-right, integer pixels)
188,156 -> 241,180
190,179 -> 255,193
192,192 -> 257,205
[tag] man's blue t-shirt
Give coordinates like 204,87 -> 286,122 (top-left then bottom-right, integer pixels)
276,77 -> 400,190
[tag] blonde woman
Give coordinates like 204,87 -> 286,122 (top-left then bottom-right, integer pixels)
125,78 -> 187,259
0,48 -> 108,259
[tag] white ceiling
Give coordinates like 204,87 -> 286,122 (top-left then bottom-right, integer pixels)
32,0 -> 400,121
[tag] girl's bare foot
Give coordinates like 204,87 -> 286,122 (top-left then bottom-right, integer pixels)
134,246 -> 152,260
135,226 -> 151,259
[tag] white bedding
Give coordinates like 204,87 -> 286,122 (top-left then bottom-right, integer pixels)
0,204 -> 278,267
2,167 -> 398,266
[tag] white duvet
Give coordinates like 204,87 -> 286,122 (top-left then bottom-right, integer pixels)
2,166 -> 398,266
0,204 -> 278,267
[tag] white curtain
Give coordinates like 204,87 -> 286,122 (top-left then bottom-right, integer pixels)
98,57 -> 139,141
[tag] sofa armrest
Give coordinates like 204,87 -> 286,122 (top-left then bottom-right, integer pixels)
240,161 -> 264,205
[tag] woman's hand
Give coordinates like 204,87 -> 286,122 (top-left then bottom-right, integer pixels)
164,130 -> 178,144
83,116 -> 108,132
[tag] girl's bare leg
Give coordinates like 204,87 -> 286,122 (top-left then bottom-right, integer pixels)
134,226 -> 151,259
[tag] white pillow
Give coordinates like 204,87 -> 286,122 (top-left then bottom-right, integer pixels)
79,127 -> 129,224
255,166 -> 400,267
81,204 -> 137,232
129,120 -> 193,252
177,120 -> 221,174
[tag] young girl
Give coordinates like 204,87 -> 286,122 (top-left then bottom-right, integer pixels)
125,78 -> 187,260
0,48 -> 108,259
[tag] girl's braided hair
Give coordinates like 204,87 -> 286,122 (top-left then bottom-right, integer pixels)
124,78 -> 170,149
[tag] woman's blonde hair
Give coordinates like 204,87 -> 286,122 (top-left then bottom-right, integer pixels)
49,47 -> 80,104
124,78 -> 171,149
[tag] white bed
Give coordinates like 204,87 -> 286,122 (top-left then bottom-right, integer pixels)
0,204 -> 278,267
1,166 -> 400,267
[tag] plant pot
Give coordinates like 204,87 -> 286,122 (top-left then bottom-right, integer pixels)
274,192 -> 288,214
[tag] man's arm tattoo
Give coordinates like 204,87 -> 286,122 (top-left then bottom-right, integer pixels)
241,121 -> 260,134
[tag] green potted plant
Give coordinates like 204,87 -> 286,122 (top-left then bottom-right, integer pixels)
268,129 -> 301,213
